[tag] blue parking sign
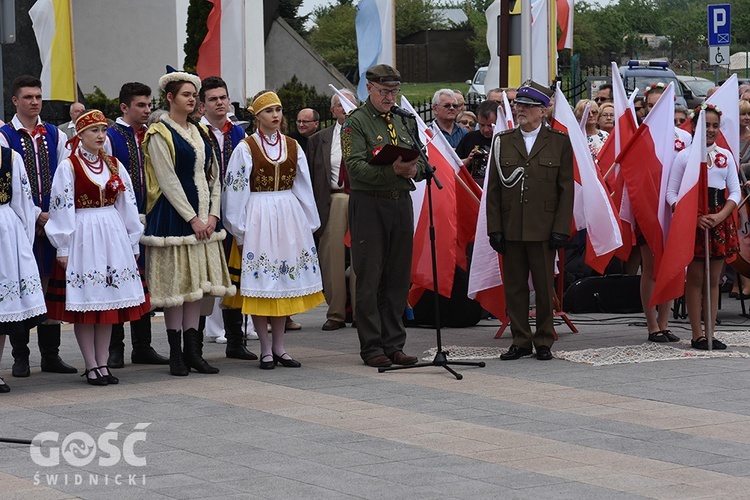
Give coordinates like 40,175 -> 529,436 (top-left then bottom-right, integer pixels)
708,4 -> 731,46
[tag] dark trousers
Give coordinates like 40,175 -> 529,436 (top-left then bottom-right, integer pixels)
349,191 -> 413,360
502,240 -> 556,349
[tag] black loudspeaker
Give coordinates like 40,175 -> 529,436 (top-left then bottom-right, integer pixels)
407,265 -> 483,328
563,274 -> 643,314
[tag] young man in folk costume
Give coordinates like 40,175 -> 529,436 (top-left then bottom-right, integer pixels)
0,75 -> 77,378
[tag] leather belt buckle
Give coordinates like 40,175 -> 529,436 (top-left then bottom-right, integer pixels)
389,190 -> 400,200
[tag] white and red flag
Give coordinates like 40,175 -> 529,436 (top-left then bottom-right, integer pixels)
616,83 -> 676,276
196,0 -> 246,105
705,74 -> 739,164
556,0 -> 574,50
551,84 -> 622,273
651,112 -> 707,306
604,61 -> 640,261
466,113 -> 509,320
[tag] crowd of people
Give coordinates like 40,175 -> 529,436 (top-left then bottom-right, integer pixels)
0,64 -> 746,391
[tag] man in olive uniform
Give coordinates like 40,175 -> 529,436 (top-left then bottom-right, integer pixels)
486,81 -> 574,361
341,64 -> 425,368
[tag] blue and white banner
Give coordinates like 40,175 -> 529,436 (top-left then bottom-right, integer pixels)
355,0 -> 394,101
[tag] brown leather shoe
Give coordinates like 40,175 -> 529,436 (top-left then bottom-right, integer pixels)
389,351 -> 418,365
364,354 -> 392,368
285,317 -> 302,330
322,319 -> 345,331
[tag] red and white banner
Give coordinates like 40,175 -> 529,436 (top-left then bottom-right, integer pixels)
196,0 -> 246,105
706,74 -> 739,164
651,112 -> 707,306
556,0 -> 574,50
617,83 -> 677,275
552,84 -> 622,273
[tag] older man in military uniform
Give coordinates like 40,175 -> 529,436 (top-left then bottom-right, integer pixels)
341,64 -> 426,368
486,81 -> 574,361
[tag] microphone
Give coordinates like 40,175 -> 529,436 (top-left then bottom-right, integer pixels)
390,105 -> 415,119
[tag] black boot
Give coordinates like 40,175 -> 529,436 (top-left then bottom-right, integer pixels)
9,329 -> 31,377
166,329 -> 188,376
130,314 -> 169,365
108,323 -> 125,368
182,328 -> 219,374
38,324 -> 78,374
223,309 -> 258,360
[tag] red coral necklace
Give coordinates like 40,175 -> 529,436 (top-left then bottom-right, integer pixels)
259,131 -> 282,162
80,150 -> 105,174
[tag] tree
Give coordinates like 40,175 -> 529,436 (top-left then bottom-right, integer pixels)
183,0 -> 213,72
308,1 -> 359,81
395,0 -> 447,41
279,0 -> 310,37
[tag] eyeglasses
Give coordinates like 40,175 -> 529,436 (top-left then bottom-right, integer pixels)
600,113 -> 615,118
594,97 -> 610,103
589,110 -> 599,115
674,118 -> 687,125
457,120 -> 475,127
370,83 -> 400,97
634,107 -> 643,112
296,119 -> 318,124
440,103 -> 460,109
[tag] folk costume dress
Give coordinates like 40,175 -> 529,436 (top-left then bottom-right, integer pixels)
667,144 -> 741,259
222,132 -> 324,316
0,147 -> 46,334
141,116 -> 234,307
45,148 -> 150,323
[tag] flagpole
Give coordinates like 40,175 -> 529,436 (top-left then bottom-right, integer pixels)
704,227 -> 713,351
454,172 -> 480,205
67,0 -> 77,101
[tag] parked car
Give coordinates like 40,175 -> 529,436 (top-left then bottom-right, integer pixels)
618,60 -> 687,108
677,75 -> 714,109
466,66 -> 488,100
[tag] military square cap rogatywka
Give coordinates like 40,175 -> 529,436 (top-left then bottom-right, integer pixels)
515,80 -> 553,107
366,64 -> 401,84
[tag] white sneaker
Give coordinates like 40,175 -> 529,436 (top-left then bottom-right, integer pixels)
244,330 -> 259,340
207,335 -> 227,344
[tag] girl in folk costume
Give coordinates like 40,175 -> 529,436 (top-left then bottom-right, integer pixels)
141,71 -> 234,376
45,111 -> 149,385
0,146 -> 47,393
666,105 -> 741,350
223,91 -> 324,369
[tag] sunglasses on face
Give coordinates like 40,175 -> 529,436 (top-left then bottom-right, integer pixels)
634,107 -> 643,112
674,118 -> 687,125
457,120 -> 475,126
441,104 -> 460,109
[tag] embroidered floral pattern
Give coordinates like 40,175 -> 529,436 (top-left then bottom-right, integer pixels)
0,275 -> 42,302
242,246 -> 319,282
50,183 -> 74,211
225,163 -> 248,192
67,265 -> 140,290
0,171 -> 10,204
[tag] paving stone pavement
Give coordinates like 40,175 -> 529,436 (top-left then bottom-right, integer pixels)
3,296 -> 750,499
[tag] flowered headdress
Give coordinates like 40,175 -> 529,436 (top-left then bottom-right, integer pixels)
247,91 -> 282,115
643,82 -> 667,96
695,102 -> 722,116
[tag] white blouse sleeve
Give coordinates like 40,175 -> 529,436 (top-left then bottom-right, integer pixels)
291,145 -> 321,234
222,141 -> 252,246
147,132 -> 198,223
666,148 -> 688,207
55,128 -> 71,163
9,150 -> 39,244
114,160 -> 144,253
726,154 -> 741,205
44,159 -> 76,257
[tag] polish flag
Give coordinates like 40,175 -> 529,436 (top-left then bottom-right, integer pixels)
551,84 -> 622,273
651,112 -> 707,306
398,98 -> 459,301
617,83 -> 676,276
196,0 -> 246,105
502,91 -> 515,130
606,61 -> 640,261
705,74 -> 739,165
467,114 -> 509,320
556,0 -> 574,50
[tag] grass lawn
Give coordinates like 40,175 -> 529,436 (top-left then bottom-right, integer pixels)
400,81 -> 471,103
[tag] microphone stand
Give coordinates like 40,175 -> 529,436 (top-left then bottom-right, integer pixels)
380,113 -> 485,379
